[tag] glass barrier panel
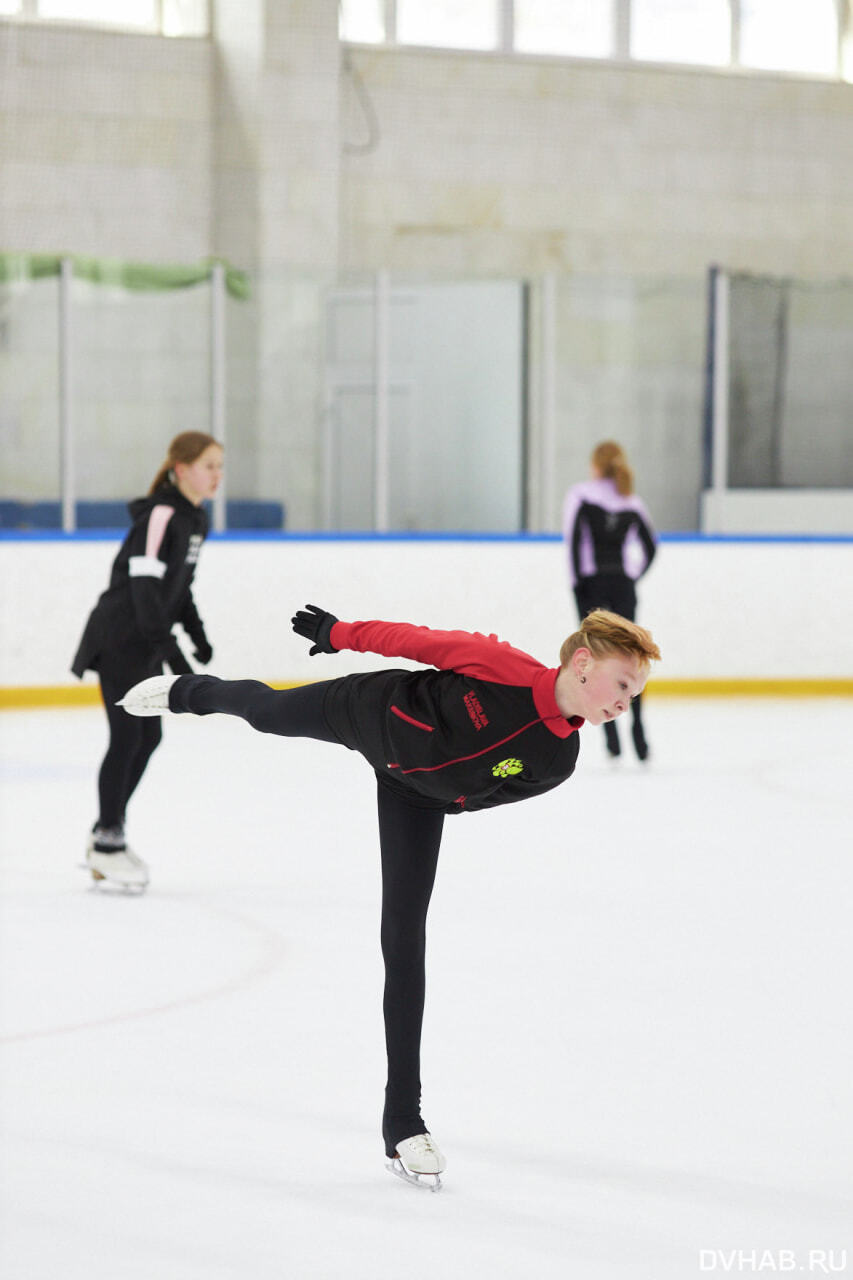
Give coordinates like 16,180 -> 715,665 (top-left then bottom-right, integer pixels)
0,271 -> 61,526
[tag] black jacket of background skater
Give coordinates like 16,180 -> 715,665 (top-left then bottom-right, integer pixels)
320,619 -> 584,814
72,483 -> 210,677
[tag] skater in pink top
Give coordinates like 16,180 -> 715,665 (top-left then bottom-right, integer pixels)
562,441 -> 657,761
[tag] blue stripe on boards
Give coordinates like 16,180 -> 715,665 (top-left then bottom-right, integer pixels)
0,529 -> 131,541
0,530 -> 851,545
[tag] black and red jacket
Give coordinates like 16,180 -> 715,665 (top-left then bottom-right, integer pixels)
322,620 -> 584,815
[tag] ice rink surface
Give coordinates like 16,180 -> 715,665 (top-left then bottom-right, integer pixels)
1,697 -> 851,1280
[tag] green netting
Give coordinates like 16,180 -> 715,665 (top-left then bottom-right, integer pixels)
0,253 -> 250,301
0,254 -> 251,514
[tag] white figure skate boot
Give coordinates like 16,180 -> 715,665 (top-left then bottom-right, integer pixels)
387,1133 -> 446,1192
85,826 -> 149,892
117,674 -> 179,717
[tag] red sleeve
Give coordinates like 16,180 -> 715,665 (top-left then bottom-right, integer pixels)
329,619 -> 545,686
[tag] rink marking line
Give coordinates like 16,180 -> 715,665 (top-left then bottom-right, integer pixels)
2,678 -> 853,709
0,903 -> 287,1046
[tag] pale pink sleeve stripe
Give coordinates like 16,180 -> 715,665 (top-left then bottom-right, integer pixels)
145,505 -> 174,560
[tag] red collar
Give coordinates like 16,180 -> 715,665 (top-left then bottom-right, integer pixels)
533,668 -> 584,738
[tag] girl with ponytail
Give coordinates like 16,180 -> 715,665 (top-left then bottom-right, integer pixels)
72,431 -> 223,889
562,441 -> 657,761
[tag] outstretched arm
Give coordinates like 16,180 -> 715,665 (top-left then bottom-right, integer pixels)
291,605 -> 545,686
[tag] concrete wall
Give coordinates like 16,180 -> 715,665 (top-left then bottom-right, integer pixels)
2,536 -> 852,696
1,14 -> 851,530
0,25 -> 214,260
3,22 -> 849,275
0,3 -> 341,266
337,50 -> 853,532
339,48 -> 853,279
0,3 -> 342,529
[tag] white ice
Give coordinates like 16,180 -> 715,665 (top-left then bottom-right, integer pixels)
1,698 -> 851,1280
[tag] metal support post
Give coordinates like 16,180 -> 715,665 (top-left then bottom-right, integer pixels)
210,262 -> 227,532
540,272 -> 557,531
711,266 -> 730,497
59,257 -> 75,533
374,268 -> 390,532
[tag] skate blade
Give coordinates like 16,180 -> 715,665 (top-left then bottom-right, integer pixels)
79,863 -> 148,894
386,1157 -> 442,1192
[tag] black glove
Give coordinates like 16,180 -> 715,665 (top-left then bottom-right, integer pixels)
292,604 -> 339,656
192,637 -> 213,665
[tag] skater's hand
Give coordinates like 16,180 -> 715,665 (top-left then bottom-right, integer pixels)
292,604 -> 339,655
192,638 -> 213,665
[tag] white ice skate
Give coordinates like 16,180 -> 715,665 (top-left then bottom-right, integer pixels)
84,829 -> 149,892
117,674 -> 178,717
387,1133 -> 446,1192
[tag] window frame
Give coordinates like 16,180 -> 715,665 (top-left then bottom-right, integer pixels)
339,0 -> 847,82
0,0 -> 209,37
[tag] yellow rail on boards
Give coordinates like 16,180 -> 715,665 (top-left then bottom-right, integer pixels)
1,678 -> 852,710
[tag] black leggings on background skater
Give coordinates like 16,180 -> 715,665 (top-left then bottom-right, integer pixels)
168,673 -> 441,1156
96,654 -> 163,830
574,573 -> 648,760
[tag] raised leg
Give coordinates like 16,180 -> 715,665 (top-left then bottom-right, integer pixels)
167,674 -> 342,743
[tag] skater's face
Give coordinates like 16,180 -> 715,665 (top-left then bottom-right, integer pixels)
571,650 -> 646,726
174,444 -> 224,506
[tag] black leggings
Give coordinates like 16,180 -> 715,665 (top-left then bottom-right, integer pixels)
96,653 -> 164,829
574,573 -> 646,754
171,674 -> 443,1155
